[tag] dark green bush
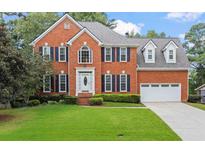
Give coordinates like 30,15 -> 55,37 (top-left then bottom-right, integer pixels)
188,95 -> 201,103
89,97 -> 103,106
94,94 -> 140,103
30,94 -> 65,103
63,96 -> 77,104
59,99 -> 66,104
28,99 -> 40,106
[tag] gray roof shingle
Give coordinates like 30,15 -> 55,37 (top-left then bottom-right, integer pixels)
79,22 -> 189,69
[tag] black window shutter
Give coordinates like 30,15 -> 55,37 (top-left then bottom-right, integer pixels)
127,47 -> 130,62
101,47 -> 104,62
117,75 -> 120,92
51,75 -> 54,92
112,47 -> 115,62
55,75 -> 59,92
127,74 -> 130,92
66,47 -> 69,62
66,75 -> 69,92
117,47 -> 120,62
55,47 -> 59,62
112,75 -> 115,92
39,47 -> 43,56
101,75 -> 105,92
50,47 -> 54,61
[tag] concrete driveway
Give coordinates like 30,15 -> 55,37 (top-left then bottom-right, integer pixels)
143,102 -> 205,141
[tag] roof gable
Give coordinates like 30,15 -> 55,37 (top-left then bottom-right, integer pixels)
195,84 -> 205,91
141,40 -> 157,51
67,28 -> 103,46
30,14 -> 83,46
162,40 -> 179,51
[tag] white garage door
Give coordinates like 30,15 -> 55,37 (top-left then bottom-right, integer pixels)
140,83 -> 181,102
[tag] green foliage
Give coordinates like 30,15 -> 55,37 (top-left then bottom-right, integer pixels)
188,95 -> 201,103
28,99 -> 40,106
126,29 -> 167,38
59,99 -> 66,104
63,96 -> 77,104
94,94 -> 140,103
89,97 -> 103,106
30,94 -> 65,103
68,12 -> 116,29
184,23 -> 205,92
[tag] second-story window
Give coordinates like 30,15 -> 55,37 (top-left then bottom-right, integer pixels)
120,47 -> 127,62
148,49 -> 153,60
105,47 -> 112,62
59,46 -> 66,62
43,46 -> 50,61
79,46 -> 92,64
169,50 -> 174,60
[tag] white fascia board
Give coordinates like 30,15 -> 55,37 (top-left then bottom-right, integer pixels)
30,14 -> 83,46
67,28 -> 103,46
137,67 -> 189,71
162,40 -> 179,51
141,40 -> 157,51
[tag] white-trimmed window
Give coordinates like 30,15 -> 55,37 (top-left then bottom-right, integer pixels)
59,46 -> 66,62
105,74 -> 112,92
43,75 -> 51,92
148,50 -> 153,60
43,46 -> 50,61
78,46 -> 92,64
59,74 -> 66,92
120,74 -> 127,92
120,47 -> 127,62
105,47 -> 112,62
169,50 -> 174,60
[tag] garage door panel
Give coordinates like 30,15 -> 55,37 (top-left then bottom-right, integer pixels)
140,83 -> 181,102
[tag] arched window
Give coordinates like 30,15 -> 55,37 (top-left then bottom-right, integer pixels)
78,46 -> 92,63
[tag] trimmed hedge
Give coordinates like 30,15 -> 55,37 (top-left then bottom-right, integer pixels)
30,94 -> 65,103
188,95 -> 201,103
28,99 -> 40,106
89,97 -> 103,106
94,94 -> 140,103
63,96 -> 77,104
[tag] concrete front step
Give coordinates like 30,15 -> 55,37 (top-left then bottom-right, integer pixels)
77,93 -> 92,105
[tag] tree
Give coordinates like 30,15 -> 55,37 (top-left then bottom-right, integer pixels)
146,30 -> 159,38
0,20 -> 28,107
125,29 -> 141,38
68,12 -> 116,29
184,23 -> 205,93
159,32 -> 166,38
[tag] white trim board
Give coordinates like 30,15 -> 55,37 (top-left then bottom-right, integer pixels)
30,14 -> 83,46
67,28 -> 103,46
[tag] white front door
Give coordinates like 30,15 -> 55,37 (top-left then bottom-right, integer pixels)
80,72 -> 91,92
140,83 -> 181,102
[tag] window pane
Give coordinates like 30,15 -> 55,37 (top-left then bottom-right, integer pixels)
60,47 -> 66,61
120,75 -> 127,91
169,50 -> 174,60
151,84 -> 159,87
120,48 -> 127,61
79,46 -> 91,63
148,50 -> 152,60
43,47 -> 50,61
60,75 -> 66,91
105,48 -> 111,61
105,75 -> 111,91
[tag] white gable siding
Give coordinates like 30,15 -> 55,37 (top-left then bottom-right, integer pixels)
164,42 -> 177,63
143,42 -> 156,63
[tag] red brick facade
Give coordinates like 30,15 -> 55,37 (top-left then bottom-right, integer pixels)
33,15 -> 188,102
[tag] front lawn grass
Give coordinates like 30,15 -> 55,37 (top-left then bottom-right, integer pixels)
188,102 -> 205,111
103,102 -> 145,107
0,104 -> 180,141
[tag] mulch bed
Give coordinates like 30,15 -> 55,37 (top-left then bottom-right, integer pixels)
0,114 -> 15,122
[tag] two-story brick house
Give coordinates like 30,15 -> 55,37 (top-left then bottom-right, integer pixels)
30,14 -> 189,103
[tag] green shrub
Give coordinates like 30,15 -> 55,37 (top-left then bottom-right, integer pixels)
30,94 -> 65,103
28,99 -> 40,106
63,96 -> 77,104
188,95 -> 201,103
89,97 -> 103,106
48,101 -> 58,105
59,99 -> 66,104
94,94 -> 140,103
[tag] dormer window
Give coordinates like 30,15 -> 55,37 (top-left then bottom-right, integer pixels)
148,50 -> 153,60
162,40 -> 178,63
142,40 -> 157,63
169,50 -> 174,60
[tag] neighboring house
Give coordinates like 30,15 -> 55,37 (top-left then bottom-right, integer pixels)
30,14 -> 189,103
195,84 -> 205,103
